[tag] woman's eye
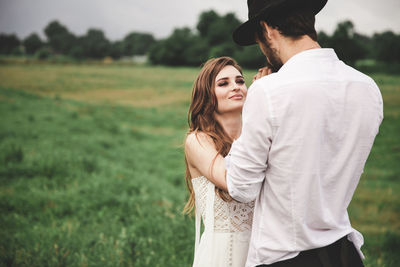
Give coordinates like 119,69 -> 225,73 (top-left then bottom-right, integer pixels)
236,79 -> 245,84
218,82 -> 228,86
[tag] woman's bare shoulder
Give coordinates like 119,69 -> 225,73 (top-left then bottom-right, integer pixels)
185,131 -> 214,150
185,131 -> 217,159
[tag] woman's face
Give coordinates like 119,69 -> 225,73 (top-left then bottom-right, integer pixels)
214,65 -> 247,114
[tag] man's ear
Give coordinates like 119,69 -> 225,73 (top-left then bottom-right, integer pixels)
260,21 -> 272,39
260,21 -> 273,40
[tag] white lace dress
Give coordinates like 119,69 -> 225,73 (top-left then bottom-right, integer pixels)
191,176 -> 255,267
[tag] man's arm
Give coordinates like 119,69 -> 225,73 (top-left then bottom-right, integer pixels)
227,81 -> 273,202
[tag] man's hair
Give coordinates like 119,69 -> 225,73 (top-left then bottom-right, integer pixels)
256,8 -> 318,42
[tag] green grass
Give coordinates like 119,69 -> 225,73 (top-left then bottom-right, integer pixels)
0,63 -> 399,266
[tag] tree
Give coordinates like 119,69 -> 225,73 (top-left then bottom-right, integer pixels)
123,32 -> 155,56
372,31 -> 400,63
149,28 -> 198,66
234,45 -> 266,69
80,29 -> 110,59
197,12 -> 242,47
329,20 -> 367,65
317,31 -> 330,48
209,42 -> 237,58
23,33 -> 44,54
109,41 -> 125,59
68,45 -> 84,59
185,37 -> 210,66
0,34 -> 20,54
354,32 -> 374,59
44,20 -> 76,54
35,47 -> 52,59
149,10 -> 262,67
197,10 -> 220,38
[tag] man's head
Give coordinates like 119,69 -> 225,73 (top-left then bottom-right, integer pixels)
257,8 -> 318,42
233,0 -> 327,71
254,8 -> 318,72
233,0 -> 326,45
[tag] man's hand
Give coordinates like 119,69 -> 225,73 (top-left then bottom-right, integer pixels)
252,67 -> 273,83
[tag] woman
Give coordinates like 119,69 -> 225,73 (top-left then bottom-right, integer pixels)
183,57 -> 254,267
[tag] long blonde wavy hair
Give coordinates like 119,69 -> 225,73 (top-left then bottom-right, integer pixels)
183,57 -> 243,215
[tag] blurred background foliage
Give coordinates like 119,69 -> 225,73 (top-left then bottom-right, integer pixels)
1,10 -> 400,72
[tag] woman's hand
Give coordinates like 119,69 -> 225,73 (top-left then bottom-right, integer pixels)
252,67 -> 273,83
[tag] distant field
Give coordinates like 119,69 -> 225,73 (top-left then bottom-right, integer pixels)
0,63 -> 399,267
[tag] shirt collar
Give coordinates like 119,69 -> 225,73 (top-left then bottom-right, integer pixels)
278,48 -> 338,73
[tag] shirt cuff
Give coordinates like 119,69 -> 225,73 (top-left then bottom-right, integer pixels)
226,174 -> 249,203
226,175 -> 245,203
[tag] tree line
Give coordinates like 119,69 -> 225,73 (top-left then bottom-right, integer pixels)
0,21 -> 156,61
1,10 -> 399,69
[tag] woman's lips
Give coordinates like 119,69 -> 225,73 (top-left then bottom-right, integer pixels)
229,94 -> 243,100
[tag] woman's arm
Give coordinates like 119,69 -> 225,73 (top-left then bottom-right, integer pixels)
185,132 -> 227,191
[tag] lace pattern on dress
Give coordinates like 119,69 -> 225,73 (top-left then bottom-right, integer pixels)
192,176 -> 255,233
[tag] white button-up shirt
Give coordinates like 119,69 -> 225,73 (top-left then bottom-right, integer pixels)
226,48 -> 383,267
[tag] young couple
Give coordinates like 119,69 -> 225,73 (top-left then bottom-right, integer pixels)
184,0 -> 383,266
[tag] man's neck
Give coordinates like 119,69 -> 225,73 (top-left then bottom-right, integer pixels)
279,35 -> 321,64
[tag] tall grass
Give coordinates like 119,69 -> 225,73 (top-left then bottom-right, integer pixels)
0,64 -> 399,266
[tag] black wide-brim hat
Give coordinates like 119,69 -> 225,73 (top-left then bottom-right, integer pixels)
233,0 -> 328,46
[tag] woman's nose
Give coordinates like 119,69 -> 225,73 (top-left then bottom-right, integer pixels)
232,84 -> 240,91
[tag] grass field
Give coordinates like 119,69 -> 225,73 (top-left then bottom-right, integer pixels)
0,63 -> 399,267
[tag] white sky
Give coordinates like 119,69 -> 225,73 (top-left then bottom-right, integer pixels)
0,0 -> 399,41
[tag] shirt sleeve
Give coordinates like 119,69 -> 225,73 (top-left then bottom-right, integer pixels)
227,81 -> 273,203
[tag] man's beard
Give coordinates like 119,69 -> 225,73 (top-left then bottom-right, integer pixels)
258,34 -> 283,73
264,45 -> 283,73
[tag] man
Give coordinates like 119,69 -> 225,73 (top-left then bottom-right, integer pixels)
226,0 -> 384,266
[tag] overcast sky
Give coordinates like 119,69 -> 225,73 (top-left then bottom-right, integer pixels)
0,0 -> 399,41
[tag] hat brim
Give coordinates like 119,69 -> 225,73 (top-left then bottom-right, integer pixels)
233,0 -> 328,46
232,17 -> 260,46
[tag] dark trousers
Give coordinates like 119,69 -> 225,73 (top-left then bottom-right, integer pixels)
256,236 -> 364,267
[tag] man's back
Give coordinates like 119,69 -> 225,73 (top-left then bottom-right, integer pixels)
227,48 -> 383,266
